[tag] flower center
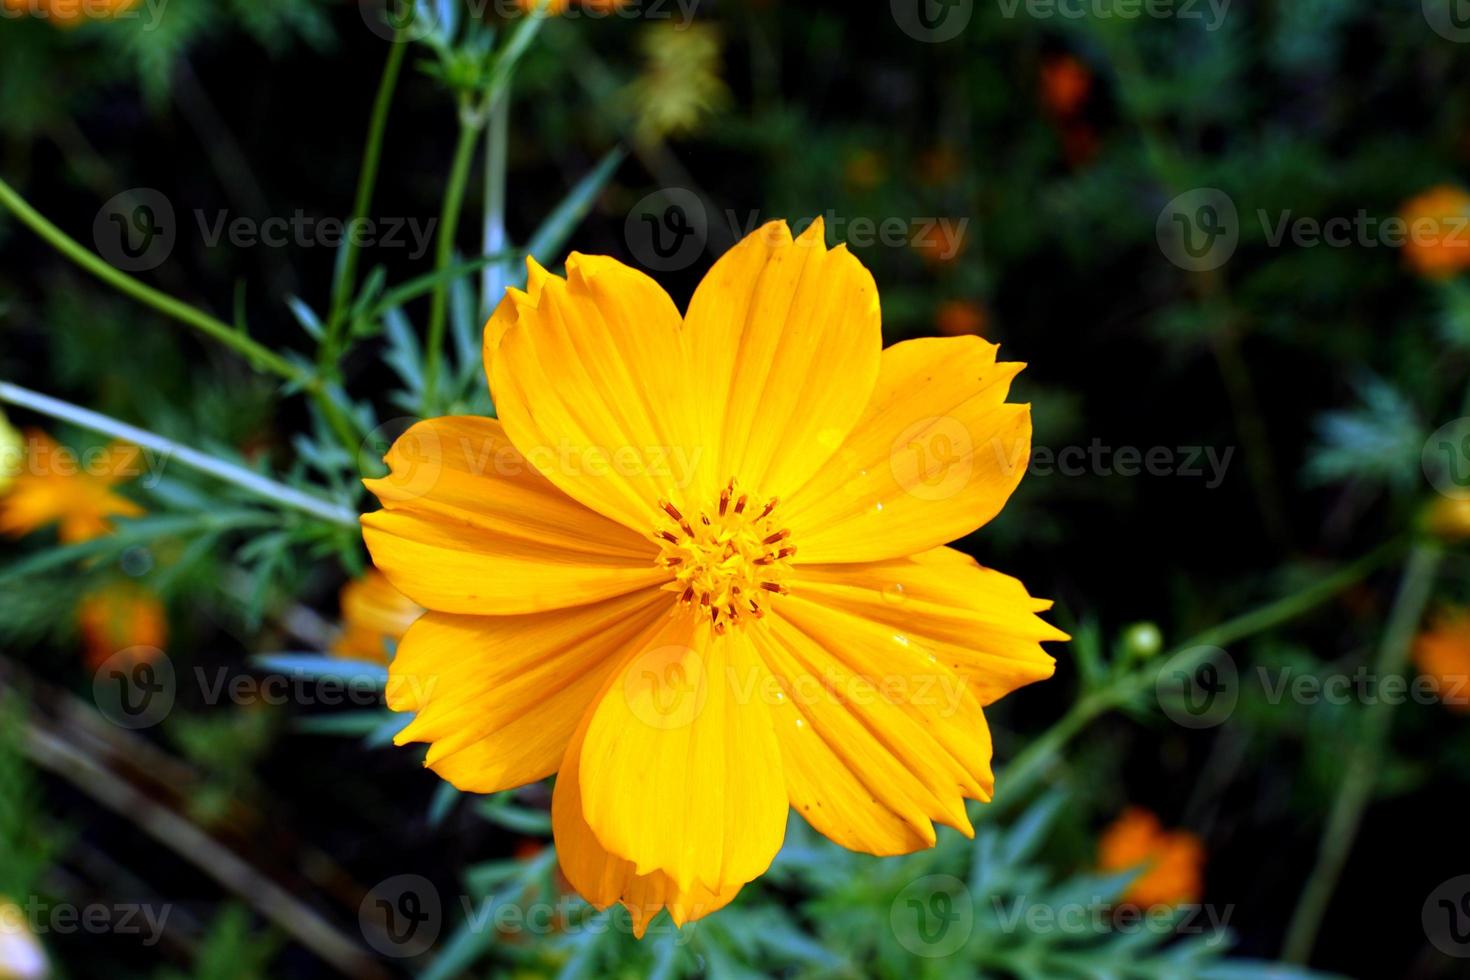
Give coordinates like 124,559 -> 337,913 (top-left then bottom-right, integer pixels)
655,479 -> 795,633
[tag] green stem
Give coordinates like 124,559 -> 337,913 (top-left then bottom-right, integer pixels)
421,107 -> 484,415
0,382 -> 358,528
1282,543 -> 1443,964
325,28 -> 410,359
997,541 -> 1404,806
481,92 -> 510,316
0,175 -> 363,459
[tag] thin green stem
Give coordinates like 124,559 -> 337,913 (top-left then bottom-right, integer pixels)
325,27 -> 410,359
1282,543 -> 1443,964
0,381 -> 357,529
996,541 -> 1404,806
0,175 -> 363,458
421,107 -> 484,415
481,91 -> 510,316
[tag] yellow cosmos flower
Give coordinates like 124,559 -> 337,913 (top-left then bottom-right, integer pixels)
332,570 -> 424,663
1097,807 -> 1204,907
1414,610 -> 1470,713
77,582 -> 167,670
0,896 -> 48,980
362,218 -> 1066,935
0,430 -> 143,544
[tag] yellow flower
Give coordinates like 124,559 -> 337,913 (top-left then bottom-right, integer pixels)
1,0 -> 140,27
332,570 -> 424,663
0,413 -> 21,496
0,430 -> 143,544
1425,496 -> 1470,541
1097,807 -> 1204,907
362,218 -> 1065,935
1399,185 -> 1470,279
514,0 -> 629,14
0,896 -> 48,980
1414,610 -> 1470,713
77,582 -> 167,670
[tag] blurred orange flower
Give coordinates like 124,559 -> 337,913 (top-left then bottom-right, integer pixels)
1097,807 -> 1204,906
0,430 -> 143,544
1399,185 -> 1470,279
918,145 -> 962,188
332,570 -> 424,663
1414,610 -> 1470,713
1,0 -> 140,27
515,0 -> 629,13
911,220 -> 967,265
936,299 -> 989,337
1040,55 -> 1092,118
78,583 -> 166,671
844,149 -> 887,192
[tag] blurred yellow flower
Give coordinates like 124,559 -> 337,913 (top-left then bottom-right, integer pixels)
1097,807 -> 1204,906
624,23 -> 730,144
1425,496 -> 1470,541
1413,610 -> 1470,713
1,0 -> 139,27
0,430 -> 143,544
0,413 -> 21,496
0,896 -> 48,980
362,218 -> 1065,935
1399,185 -> 1470,279
78,583 -> 167,670
514,0 -> 629,15
936,298 -> 989,337
332,570 -> 423,663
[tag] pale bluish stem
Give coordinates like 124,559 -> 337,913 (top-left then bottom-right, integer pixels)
481,92 -> 510,316
0,382 -> 358,529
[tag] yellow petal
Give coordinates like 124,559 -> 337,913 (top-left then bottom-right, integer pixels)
388,588 -> 669,794
553,702 -> 744,938
577,613 -> 788,894
362,416 -> 667,614
782,336 -> 1031,563
485,254 -> 709,532
684,218 -> 882,501
748,606 -> 988,853
791,547 -> 1065,706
